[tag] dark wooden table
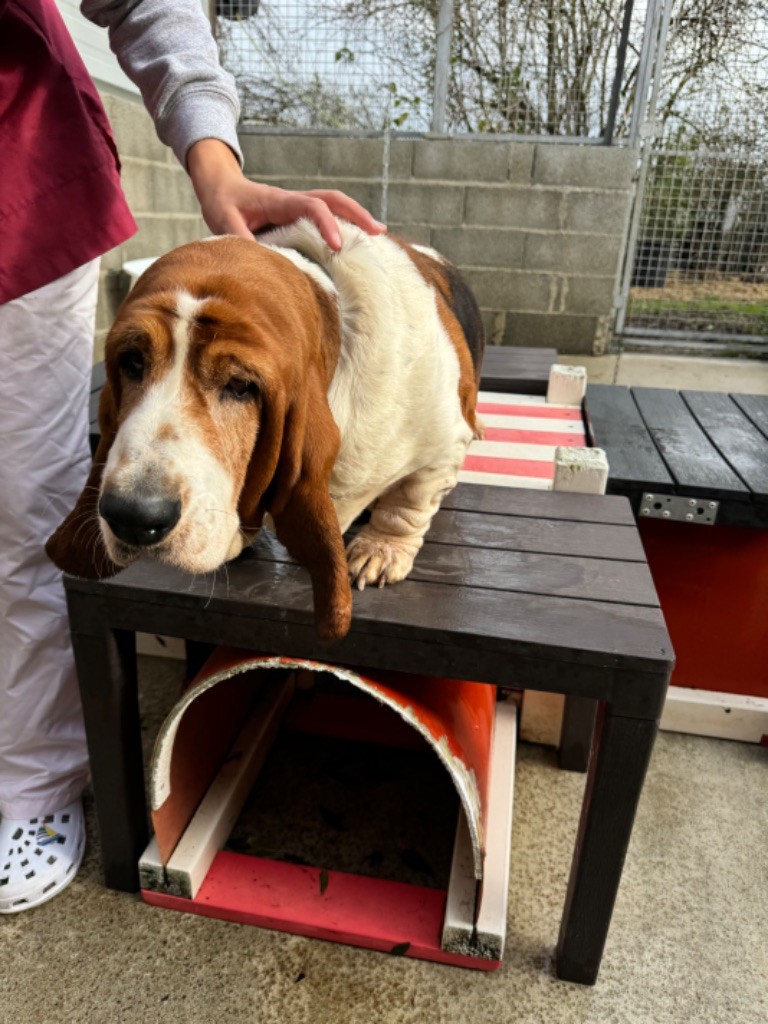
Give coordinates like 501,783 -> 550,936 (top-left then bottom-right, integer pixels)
585,385 -> 768,528
580,384 -> 768,732
478,345 -> 558,394
64,484 -> 672,985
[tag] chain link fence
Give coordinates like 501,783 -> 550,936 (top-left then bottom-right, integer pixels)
215,1 -> 768,348
622,0 -> 768,345
214,0 -> 637,141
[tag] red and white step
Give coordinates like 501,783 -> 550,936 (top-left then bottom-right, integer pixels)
460,391 -> 587,489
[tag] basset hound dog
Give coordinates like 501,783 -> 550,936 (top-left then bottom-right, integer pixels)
47,219 -> 485,641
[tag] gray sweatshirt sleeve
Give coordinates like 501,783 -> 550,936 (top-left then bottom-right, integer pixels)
81,0 -> 242,169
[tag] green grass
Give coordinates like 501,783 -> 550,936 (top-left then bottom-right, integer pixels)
629,295 -> 768,334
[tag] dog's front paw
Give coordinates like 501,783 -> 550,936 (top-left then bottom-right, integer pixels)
346,532 -> 417,591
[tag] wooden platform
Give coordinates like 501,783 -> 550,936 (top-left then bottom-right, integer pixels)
477,346 -> 558,395
585,384 -> 768,713
64,484 -> 672,984
585,385 -> 768,528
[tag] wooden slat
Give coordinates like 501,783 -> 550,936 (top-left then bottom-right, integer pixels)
474,699 -> 517,960
427,508 -> 646,561
164,676 -> 295,898
682,391 -> 768,502
660,686 -> 768,744
442,483 -> 635,525
256,529 -> 657,606
98,557 -> 670,671
584,385 -> 674,493
631,387 -> 749,500
441,811 -> 478,953
731,393 -> 768,442
479,346 -> 557,395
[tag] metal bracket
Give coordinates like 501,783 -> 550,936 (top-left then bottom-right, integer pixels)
640,493 -> 719,525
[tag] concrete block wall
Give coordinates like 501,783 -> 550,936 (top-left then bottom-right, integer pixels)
95,93 -> 207,358
240,132 -> 636,354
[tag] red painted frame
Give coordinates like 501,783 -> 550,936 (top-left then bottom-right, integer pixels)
639,519 -> 768,699
143,853 -> 500,971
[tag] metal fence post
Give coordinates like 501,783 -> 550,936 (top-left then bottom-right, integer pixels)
431,0 -> 454,133
603,0 -> 636,146
614,0 -> 674,339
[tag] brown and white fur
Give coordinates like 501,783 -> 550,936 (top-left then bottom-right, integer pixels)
47,219 -> 484,641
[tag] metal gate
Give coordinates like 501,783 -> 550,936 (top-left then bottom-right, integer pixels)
616,0 -> 768,352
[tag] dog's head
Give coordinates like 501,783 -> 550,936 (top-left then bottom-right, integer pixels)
46,236 -> 352,641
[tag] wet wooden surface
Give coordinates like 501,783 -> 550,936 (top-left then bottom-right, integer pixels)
478,346 -> 557,395
67,485 -> 671,700
586,384 -> 768,527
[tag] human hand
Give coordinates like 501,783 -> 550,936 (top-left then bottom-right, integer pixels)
187,138 -> 386,250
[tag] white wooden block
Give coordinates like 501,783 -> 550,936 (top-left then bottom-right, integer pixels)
441,810 -> 478,954
661,686 -> 768,744
547,363 -> 587,405
553,446 -> 609,495
442,700 -> 518,960
164,675 -> 295,899
474,699 -> 518,960
519,691 -> 564,746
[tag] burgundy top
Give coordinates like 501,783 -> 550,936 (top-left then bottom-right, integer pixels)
0,0 -> 137,304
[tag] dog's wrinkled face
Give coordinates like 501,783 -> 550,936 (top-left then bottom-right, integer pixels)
47,236 -> 354,641
100,288 -> 263,574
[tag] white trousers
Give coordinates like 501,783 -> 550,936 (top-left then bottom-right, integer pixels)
0,259 -> 99,818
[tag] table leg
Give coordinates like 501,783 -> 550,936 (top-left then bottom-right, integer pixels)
69,609 -> 146,892
185,640 -> 215,683
559,696 -> 598,772
556,705 -> 658,984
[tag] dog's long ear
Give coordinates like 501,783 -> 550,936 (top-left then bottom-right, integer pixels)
46,379 -> 121,579
238,366 -> 352,643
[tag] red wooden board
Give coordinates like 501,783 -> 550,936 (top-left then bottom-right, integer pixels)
476,402 -> 582,420
483,426 -> 587,446
143,851 -> 500,971
640,520 -> 768,698
463,455 -> 555,479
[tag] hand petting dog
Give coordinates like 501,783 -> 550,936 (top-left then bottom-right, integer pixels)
187,138 -> 387,251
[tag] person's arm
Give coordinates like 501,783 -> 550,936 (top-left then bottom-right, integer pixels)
81,0 -> 385,248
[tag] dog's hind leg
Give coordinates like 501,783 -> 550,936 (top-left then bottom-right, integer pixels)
345,460 -> 460,591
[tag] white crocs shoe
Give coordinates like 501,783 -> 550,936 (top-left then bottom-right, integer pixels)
0,801 -> 85,913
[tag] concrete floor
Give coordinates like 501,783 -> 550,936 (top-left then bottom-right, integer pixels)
3,353 -> 767,1023
560,352 -> 768,393
2,655 -> 766,1024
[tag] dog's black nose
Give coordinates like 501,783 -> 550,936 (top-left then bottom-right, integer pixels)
99,492 -> 181,548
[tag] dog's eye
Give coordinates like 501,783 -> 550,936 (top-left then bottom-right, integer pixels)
223,377 -> 258,401
118,349 -> 145,382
